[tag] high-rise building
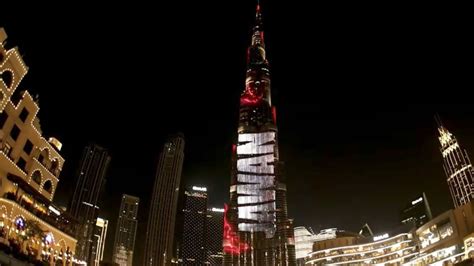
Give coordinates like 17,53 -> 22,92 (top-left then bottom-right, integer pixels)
207,207 -> 224,265
0,27 -> 77,264
224,3 -> 296,265
69,144 -> 111,262
436,118 -> 474,208
113,194 -> 139,266
144,134 -> 185,266
91,217 -> 108,266
178,186 -> 208,265
401,192 -> 432,228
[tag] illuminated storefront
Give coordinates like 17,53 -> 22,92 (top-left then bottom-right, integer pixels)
305,231 -> 418,265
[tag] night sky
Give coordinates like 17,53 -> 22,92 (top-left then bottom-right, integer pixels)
1,1 -> 471,263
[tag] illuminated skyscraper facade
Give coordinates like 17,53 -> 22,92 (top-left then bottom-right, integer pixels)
224,4 -> 296,265
90,217 -> 108,266
437,121 -> 474,208
69,144 -> 110,262
144,134 -> 185,266
178,187 -> 208,265
207,207 -> 224,265
113,194 -> 139,266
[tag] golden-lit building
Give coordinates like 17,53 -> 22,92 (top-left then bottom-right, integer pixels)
305,228 -> 418,265
0,27 -> 77,265
408,201 -> 474,265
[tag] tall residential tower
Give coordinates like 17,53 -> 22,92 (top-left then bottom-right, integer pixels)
113,194 -> 139,266
437,119 -> 474,208
143,134 -> 185,266
224,4 -> 296,265
69,144 -> 111,263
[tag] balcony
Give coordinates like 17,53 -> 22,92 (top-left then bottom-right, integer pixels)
1,192 -> 76,237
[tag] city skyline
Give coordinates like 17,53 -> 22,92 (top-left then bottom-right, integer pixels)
0,1 -> 471,263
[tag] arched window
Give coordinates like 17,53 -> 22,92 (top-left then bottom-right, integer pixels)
32,170 -> 42,185
51,159 -> 59,176
1,70 -> 13,89
38,148 -> 50,166
43,180 -> 53,194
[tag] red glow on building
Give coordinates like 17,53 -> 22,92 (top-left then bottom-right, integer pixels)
272,106 -> 277,125
240,84 -> 263,106
223,204 -> 249,254
232,144 -> 237,155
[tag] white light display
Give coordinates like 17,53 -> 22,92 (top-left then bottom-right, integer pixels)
411,197 -> 423,205
236,132 -> 276,238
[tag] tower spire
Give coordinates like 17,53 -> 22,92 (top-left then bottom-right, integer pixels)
435,113 -> 444,128
251,0 -> 264,47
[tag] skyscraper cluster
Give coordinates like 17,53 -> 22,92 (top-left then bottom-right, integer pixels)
3,2 -> 474,266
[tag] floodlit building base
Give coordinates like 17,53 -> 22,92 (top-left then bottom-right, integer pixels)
0,198 -> 76,265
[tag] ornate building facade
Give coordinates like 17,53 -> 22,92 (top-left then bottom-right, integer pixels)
0,27 -> 77,265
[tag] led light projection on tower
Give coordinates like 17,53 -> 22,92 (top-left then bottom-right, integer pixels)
236,132 -> 276,237
225,2 -> 296,265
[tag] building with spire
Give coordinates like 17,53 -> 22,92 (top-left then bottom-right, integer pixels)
224,3 -> 296,265
436,117 -> 474,208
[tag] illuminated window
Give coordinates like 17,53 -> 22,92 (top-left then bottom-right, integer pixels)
19,108 -> 29,122
23,139 -> 33,154
10,124 -> 20,141
0,111 -> 8,129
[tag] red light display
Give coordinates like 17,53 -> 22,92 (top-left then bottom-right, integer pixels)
223,204 -> 249,254
272,106 -> 277,125
240,83 -> 264,106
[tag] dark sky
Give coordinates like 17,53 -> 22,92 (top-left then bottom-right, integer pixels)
1,1 -> 471,263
